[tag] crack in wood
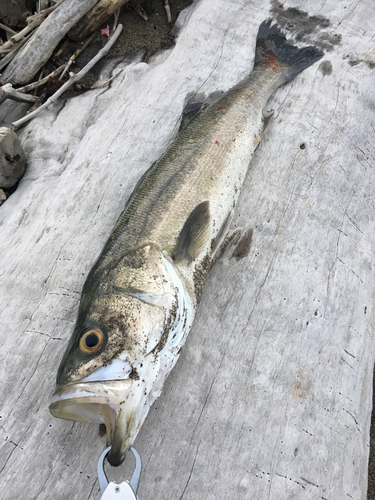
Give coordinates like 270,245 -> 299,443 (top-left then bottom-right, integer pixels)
0,422 -> 32,474
300,476 -> 319,487
86,478 -> 98,500
179,442 -> 201,500
26,330 -> 63,340
341,356 -> 354,369
33,466 -> 55,500
6,339 -> 50,421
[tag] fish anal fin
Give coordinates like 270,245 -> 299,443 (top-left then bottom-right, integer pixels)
210,209 -> 234,258
174,201 -> 210,263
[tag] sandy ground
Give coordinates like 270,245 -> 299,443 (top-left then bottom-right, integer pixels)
54,0 -> 194,96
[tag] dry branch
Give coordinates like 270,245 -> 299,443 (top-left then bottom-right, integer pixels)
0,23 -> 17,37
17,65 -> 66,93
58,32 -> 97,81
90,69 -> 123,89
0,83 -> 37,105
113,7 -> 121,32
37,0 -> 49,13
165,1 -> 172,23
12,24 -> 123,129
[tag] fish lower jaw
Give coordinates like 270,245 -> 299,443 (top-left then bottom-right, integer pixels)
49,379 -> 131,427
48,357 -> 167,464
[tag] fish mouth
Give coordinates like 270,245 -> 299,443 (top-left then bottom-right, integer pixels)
49,377 -> 134,466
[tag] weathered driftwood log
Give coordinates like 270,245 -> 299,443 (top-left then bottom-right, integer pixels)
0,1 -> 374,499
0,127 -> 26,188
68,0 -> 129,42
0,0 -> 98,85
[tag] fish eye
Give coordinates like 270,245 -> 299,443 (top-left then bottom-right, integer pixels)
79,329 -> 104,354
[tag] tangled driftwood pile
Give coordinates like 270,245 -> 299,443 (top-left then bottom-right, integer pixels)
0,0 -> 172,203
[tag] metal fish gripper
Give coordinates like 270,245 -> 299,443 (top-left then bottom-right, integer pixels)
97,446 -> 142,499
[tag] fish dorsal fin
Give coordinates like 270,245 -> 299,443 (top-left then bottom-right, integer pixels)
174,201 -> 210,263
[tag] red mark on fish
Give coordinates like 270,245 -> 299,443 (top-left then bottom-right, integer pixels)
215,140 -> 220,146
264,54 -> 282,72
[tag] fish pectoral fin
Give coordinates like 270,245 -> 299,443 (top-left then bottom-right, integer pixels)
174,200 -> 210,263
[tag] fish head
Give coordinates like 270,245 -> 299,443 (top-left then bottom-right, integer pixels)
49,244 -> 191,465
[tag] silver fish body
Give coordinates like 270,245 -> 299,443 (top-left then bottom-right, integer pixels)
50,21 -> 323,465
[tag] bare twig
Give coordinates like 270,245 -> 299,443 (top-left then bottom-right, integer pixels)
12,24 -> 123,129
39,0 -> 66,16
90,69 -> 123,89
0,83 -> 38,105
17,65 -> 66,93
26,91 -> 48,113
34,67 -> 45,96
58,31 -> 97,81
113,7 -> 120,32
0,0 -> 65,55
165,0 -> 172,23
58,60 -> 74,82
0,23 -> 17,36
38,0 -> 49,13
0,33 -> 33,71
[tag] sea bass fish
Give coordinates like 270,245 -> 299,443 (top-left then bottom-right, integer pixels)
49,21 -> 323,466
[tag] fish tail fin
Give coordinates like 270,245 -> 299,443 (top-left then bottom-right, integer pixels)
255,20 -> 323,81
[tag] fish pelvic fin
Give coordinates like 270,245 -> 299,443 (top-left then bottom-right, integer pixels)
255,20 -> 324,82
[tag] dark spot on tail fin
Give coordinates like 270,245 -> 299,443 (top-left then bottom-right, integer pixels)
255,20 -> 324,81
